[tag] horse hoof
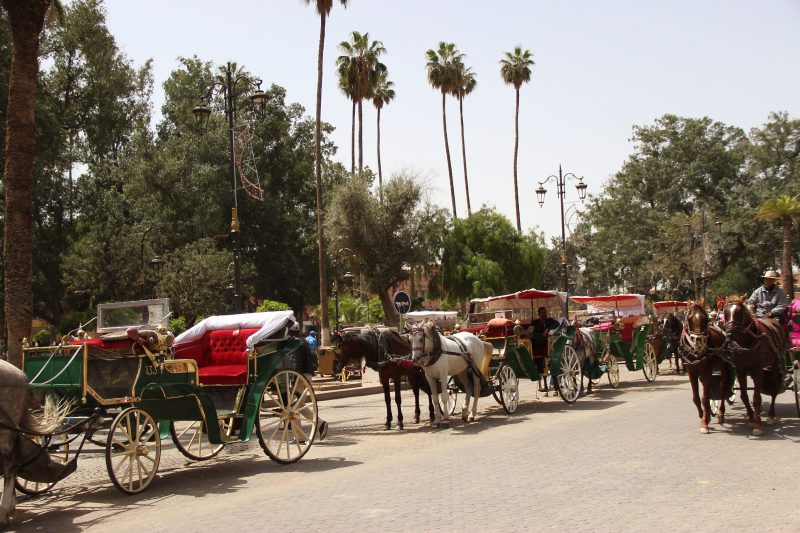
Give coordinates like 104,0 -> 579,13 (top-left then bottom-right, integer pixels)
766,417 -> 775,426
397,424 -> 404,431
461,415 -> 468,422
700,427 -> 709,434
752,428 -> 763,436
414,417 -> 420,424
469,416 -> 475,422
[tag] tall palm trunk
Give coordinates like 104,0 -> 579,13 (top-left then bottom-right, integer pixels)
782,217 -> 794,299
458,96 -> 471,216
350,98 -> 355,174
314,12 -> 330,346
2,0 -> 50,368
441,91 -> 456,219
357,99 -> 363,173
376,106 -> 383,202
512,87 -> 521,232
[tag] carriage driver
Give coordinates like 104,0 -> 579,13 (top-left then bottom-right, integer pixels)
528,306 -> 562,351
747,269 -> 788,320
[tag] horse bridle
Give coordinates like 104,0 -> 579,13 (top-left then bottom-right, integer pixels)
680,307 -> 711,365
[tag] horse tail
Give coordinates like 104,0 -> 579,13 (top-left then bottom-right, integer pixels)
19,394 -> 73,435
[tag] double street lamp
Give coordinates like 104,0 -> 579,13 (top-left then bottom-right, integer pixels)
683,211 -> 721,303
192,62 -> 268,313
536,165 -> 588,317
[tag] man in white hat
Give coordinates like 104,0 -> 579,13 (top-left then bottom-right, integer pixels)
747,269 -> 788,319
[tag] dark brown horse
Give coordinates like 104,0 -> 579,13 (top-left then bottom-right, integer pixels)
332,329 -> 434,430
681,302 -> 731,433
658,313 -> 684,373
722,296 -> 786,435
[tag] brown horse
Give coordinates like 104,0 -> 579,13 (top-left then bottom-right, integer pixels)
681,303 -> 731,433
722,296 -> 786,435
332,329 -> 434,430
658,313 -> 684,373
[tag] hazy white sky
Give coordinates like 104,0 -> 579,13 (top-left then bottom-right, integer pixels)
104,0 -> 800,240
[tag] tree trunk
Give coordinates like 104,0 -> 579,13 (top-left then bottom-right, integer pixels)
783,216 -> 794,299
376,105 -> 383,203
378,288 -> 398,327
513,87 -> 521,233
441,91 -> 456,219
357,98 -> 363,174
2,0 -> 51,368
314,12 -> 330,346
459,96 -> 471,216
350,98 -> 355,175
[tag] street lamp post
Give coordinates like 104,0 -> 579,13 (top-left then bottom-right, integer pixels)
536,165 -> 587,318
192,62 -> 268,313
684,211 -> 722,304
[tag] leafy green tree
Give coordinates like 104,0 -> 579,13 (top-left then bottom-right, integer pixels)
371,71 -> 394,199
441,207 -> 546,301
500,46 -> 534,232
426,42 -> 463,219
302,0 -> 349,347
256,299 -> 291,312
326,170 -> 448,325
454,61 -> 476,216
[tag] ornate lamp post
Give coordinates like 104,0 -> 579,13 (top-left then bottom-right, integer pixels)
192,62 -> 268,313
536,165 -> 587,317
684,211 -> 722,303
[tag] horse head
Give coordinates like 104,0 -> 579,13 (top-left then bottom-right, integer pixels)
409,320 -> 437,363
659,313 -> 682,341
680,302 -> 711,362
722,295 -> 753,335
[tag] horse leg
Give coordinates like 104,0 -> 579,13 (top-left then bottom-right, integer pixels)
717,366 -> 727,425
439,376 -> 451,427
469,372 -> 480,422
689,368 -> 703,419
0,440 -> 18,528
751,369 -> 764,436
736,368 -> 754,423
426,374 -> 443,427
394,374 -> 404,430
461,372 -> 471,422
381,374 -> 393,430
411,376 -> 421,424
699,367 -> 712,433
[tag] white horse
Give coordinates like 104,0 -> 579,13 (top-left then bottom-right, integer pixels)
409,321 -> 492,427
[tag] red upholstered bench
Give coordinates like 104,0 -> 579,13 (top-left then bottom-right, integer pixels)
173,328 -> 260,385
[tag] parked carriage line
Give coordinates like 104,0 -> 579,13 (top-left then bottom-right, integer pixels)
1,291 -> 798,517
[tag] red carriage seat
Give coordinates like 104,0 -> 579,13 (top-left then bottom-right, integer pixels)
173,328 -> 260,385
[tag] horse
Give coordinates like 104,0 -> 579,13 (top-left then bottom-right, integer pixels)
0,360 -> 75,528
409,321 -> 492,427
658,313 -> 684,373
680,302 -> 731,433
332,329 -> 434,430
572,325 -> 599,394
722,296 -> 786,436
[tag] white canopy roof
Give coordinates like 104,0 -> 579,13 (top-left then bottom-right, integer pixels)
405,311 -> 458,328
174,310 -> 296,349
569,294 -> 646,317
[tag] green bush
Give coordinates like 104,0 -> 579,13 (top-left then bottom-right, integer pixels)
169,316 -> 187,335
32,329 -> 52,346
257,299 -> 291,312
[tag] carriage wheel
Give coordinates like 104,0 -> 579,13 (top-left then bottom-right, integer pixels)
642,343 -> 658,382
257,370 -> 318,465
105,407 -> 161,495
556,345 -> 583,404
447,376 -> 459,416
170,415 -> 234,461
15,433 -> 70,496
793,362 -> 800,418
606,350 -> 620,389
496,365 -> 519,414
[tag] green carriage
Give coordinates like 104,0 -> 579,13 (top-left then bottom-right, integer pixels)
458,289 -> 583,412
570,294 -> 658,388
20,300 -> 318,496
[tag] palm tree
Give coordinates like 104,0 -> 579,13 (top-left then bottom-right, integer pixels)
337,31 -> 386,174
1,0 -> 55,368
454,63 -> 477,216
500,46 -> 535,232
756,194 -> 800,299
336,63 -> 357,174
426,42 -> 463,219
302,0 -> 348,347
371,71 -> 395,201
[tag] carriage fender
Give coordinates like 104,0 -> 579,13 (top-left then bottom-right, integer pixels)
15,435 -> 77,483
549,336 -> 569,376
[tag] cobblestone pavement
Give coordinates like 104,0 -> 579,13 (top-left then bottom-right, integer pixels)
8,364 -> 800,532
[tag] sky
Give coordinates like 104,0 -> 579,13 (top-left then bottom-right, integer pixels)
102,0 -> 800,241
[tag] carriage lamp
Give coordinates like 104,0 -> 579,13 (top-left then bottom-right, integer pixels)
191,62 -> 268,313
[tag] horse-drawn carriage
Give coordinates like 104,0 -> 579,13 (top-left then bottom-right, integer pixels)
569,294 -> 658,388
16,300 -> 319,497
653,300 -> 688,371
463,289 -> 583,406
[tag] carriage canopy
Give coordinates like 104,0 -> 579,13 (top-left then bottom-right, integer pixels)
653,301 -> 688,315
569,294 -> 646,317
404,311 -> 458,330
174,310 -> 296,349
469,289 -> 566,325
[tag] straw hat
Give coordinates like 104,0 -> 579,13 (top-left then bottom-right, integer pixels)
762,269 -> 780,280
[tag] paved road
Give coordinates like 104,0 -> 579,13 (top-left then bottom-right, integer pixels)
9,365 -> 800,532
